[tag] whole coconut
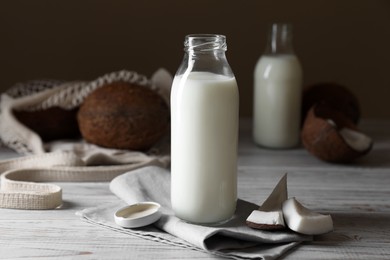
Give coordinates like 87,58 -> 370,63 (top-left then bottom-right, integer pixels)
77,81 -> 169,150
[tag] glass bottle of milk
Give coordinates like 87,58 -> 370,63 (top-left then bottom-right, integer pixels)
253,23 -> 303,148
171,34 -> 239,224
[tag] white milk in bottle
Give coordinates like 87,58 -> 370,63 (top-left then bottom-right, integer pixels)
253,23 -> 303,148
171,35 -> 239,224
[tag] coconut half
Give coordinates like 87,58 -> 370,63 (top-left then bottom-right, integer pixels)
301,104 -> 373,163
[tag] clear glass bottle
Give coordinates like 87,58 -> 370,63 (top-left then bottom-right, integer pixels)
171,34 -> 239,224
253,23 -> 303,148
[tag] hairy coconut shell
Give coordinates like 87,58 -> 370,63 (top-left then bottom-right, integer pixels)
77,81 -> 169,150
301,104 -> 371,163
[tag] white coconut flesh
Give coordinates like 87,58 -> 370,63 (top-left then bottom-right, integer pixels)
326,119 -> 372,152
247,210 -> 285,226
247,175 -> 334,235
282,197 -> 333,235
246,174 -> 287,229
339,128 -> 372,152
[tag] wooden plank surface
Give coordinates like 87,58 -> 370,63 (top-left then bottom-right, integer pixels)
0,119 -> 389,259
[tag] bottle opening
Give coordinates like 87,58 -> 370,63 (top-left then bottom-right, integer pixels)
185,34 -> 227,52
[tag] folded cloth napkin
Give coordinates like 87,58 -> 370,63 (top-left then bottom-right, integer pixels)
78,166 -> 312,260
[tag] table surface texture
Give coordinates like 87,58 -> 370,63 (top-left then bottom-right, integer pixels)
0,119 -> 389,260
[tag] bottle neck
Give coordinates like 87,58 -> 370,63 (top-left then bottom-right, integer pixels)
185,34 -> 228,68
175,34 -> 233,77
186,49 -> 227,61
185,34 -> 227,52
182,49 -> 230,76
264,23 -> 295,55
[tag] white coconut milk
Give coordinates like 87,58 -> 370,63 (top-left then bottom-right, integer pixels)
253,54 -> 302,148
171,71 -> 239,224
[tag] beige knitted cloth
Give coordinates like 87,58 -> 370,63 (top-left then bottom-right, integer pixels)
0,69 -> 172,210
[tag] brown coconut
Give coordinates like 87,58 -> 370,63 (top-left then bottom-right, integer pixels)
77,81 -> 169,150
301,104 -> 372,163
14,107 -> 80,141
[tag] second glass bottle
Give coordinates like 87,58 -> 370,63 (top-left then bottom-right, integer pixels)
253,23 -> 303,148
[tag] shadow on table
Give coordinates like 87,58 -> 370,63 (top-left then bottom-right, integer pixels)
355,146 -> 390,168
313,211 -> 389,243
57,200 -> 77,210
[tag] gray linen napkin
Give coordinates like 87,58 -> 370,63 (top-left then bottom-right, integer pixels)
78,166 -> 312,260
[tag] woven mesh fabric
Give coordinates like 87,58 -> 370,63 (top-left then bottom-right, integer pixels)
9,70 -> 151,111
0,70 -> 164,154
6,79 -> 66,98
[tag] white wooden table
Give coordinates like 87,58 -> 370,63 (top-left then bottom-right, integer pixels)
0,119 -> 389,259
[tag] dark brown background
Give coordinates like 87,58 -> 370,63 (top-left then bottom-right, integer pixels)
0,0 -> 389,118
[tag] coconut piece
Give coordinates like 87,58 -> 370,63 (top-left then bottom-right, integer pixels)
301,104 -> 373,163
282,197 -> 333,235
246,173 -> 287,230
246,210 -> 285,230
259,173 -> 288,212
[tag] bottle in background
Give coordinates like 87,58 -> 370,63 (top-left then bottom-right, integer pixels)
253,23 -> 303,148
